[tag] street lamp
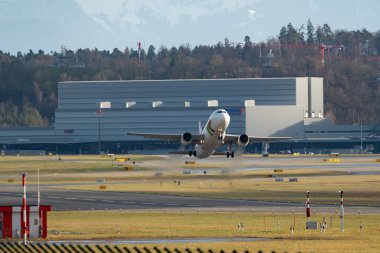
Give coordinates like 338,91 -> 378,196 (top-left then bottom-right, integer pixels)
360,113 -> 363,154
96,109 -> 103,154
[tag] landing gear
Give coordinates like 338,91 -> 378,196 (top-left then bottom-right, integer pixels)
226,143 -> 235,158
226,151 -> 235,158
189,150 -> 197,157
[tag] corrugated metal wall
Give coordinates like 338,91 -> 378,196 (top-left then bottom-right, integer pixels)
55,78 -> 307,142
0,77 -> 328,144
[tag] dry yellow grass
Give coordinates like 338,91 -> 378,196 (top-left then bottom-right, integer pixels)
48,211 -> 380,253
2,155 -> 380,252
0,155 -> 162,183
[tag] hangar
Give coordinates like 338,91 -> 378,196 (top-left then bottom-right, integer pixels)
0,77 -> 379,154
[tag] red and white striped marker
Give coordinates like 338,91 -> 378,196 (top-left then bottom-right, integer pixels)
339,190 -> 344,232
306,191 -> 310,222
306,191 -> 311,229
21,172 -> 28,243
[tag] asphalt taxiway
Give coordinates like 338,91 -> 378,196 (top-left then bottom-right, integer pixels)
1,155 -> 380,213
0,185 -> 379,214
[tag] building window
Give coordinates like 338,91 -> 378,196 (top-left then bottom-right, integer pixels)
126,101 -> 136,108
245,100 -> 255,106
208,100 -> 218,107
152,101 -> 163,108
100,101 -> 111,108
184,101 -> 191,107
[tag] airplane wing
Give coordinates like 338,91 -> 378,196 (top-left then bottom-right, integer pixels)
127,132 -> 204,144
224,134 -> 291,143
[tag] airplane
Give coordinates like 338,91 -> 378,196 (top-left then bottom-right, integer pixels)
127,109 -> 291,159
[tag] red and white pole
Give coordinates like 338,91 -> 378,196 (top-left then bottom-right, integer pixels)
21,172 -> 28,244
306,191 -> 311,228
38,169 -> 41,237
137,41 -> 141,67
339,190 -> 344,232
319,44 -> 326,66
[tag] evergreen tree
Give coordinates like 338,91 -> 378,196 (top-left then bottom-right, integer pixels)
0,20 -> 379,125
306,18 -> 315,45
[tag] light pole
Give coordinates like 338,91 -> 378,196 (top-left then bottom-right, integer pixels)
96,109 -> 103,154
360,114 -> 363,154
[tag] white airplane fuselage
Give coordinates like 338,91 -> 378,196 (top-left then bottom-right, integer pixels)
128,109 -> 290,159
194,109 -> 230,159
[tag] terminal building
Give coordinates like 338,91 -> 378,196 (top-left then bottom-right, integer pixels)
0,77 -> 379,154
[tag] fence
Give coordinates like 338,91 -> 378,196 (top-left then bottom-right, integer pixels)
0,242 -> 270,253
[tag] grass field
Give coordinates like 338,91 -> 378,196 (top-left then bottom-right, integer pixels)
2,154 -> 380,206
0,155 -> 162,183
47,210 -> 380,252
2,155 -> 380,252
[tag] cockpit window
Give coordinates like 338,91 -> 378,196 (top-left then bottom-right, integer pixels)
217,110 -> 226,114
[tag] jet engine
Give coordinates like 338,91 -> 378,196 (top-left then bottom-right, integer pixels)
180,132 -> 193,145
237,134 -> 249,147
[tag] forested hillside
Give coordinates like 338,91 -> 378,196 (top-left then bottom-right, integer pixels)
0,20 -> 379,127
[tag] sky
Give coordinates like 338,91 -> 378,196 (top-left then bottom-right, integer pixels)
0,0 -> 379,54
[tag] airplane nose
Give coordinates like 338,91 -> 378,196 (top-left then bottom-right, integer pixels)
224,113 -> 230,129
223,113 -> 230,129
215,113 -> 230,130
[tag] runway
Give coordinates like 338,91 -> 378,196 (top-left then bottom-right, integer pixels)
0,185 -> 379,214
1,155 -> 379,214
0,186 -> 303,211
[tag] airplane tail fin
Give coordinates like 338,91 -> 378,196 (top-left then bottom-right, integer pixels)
198,121 -> 203,134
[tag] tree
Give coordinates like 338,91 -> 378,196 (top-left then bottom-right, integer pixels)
0,20 -> 379,126
147,45 -> 156,61
374,30 -> 380,55
244,36 -> 252,48
286,23 -> 298,44
321,24 -> 333,43
306,18 -> 315,45
279,26 -> 287,44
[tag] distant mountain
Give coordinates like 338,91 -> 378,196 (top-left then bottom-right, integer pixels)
0,0 -> 114,53
1,0 -> 379,54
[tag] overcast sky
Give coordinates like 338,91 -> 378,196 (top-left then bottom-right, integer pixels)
0,0 -> 379,54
